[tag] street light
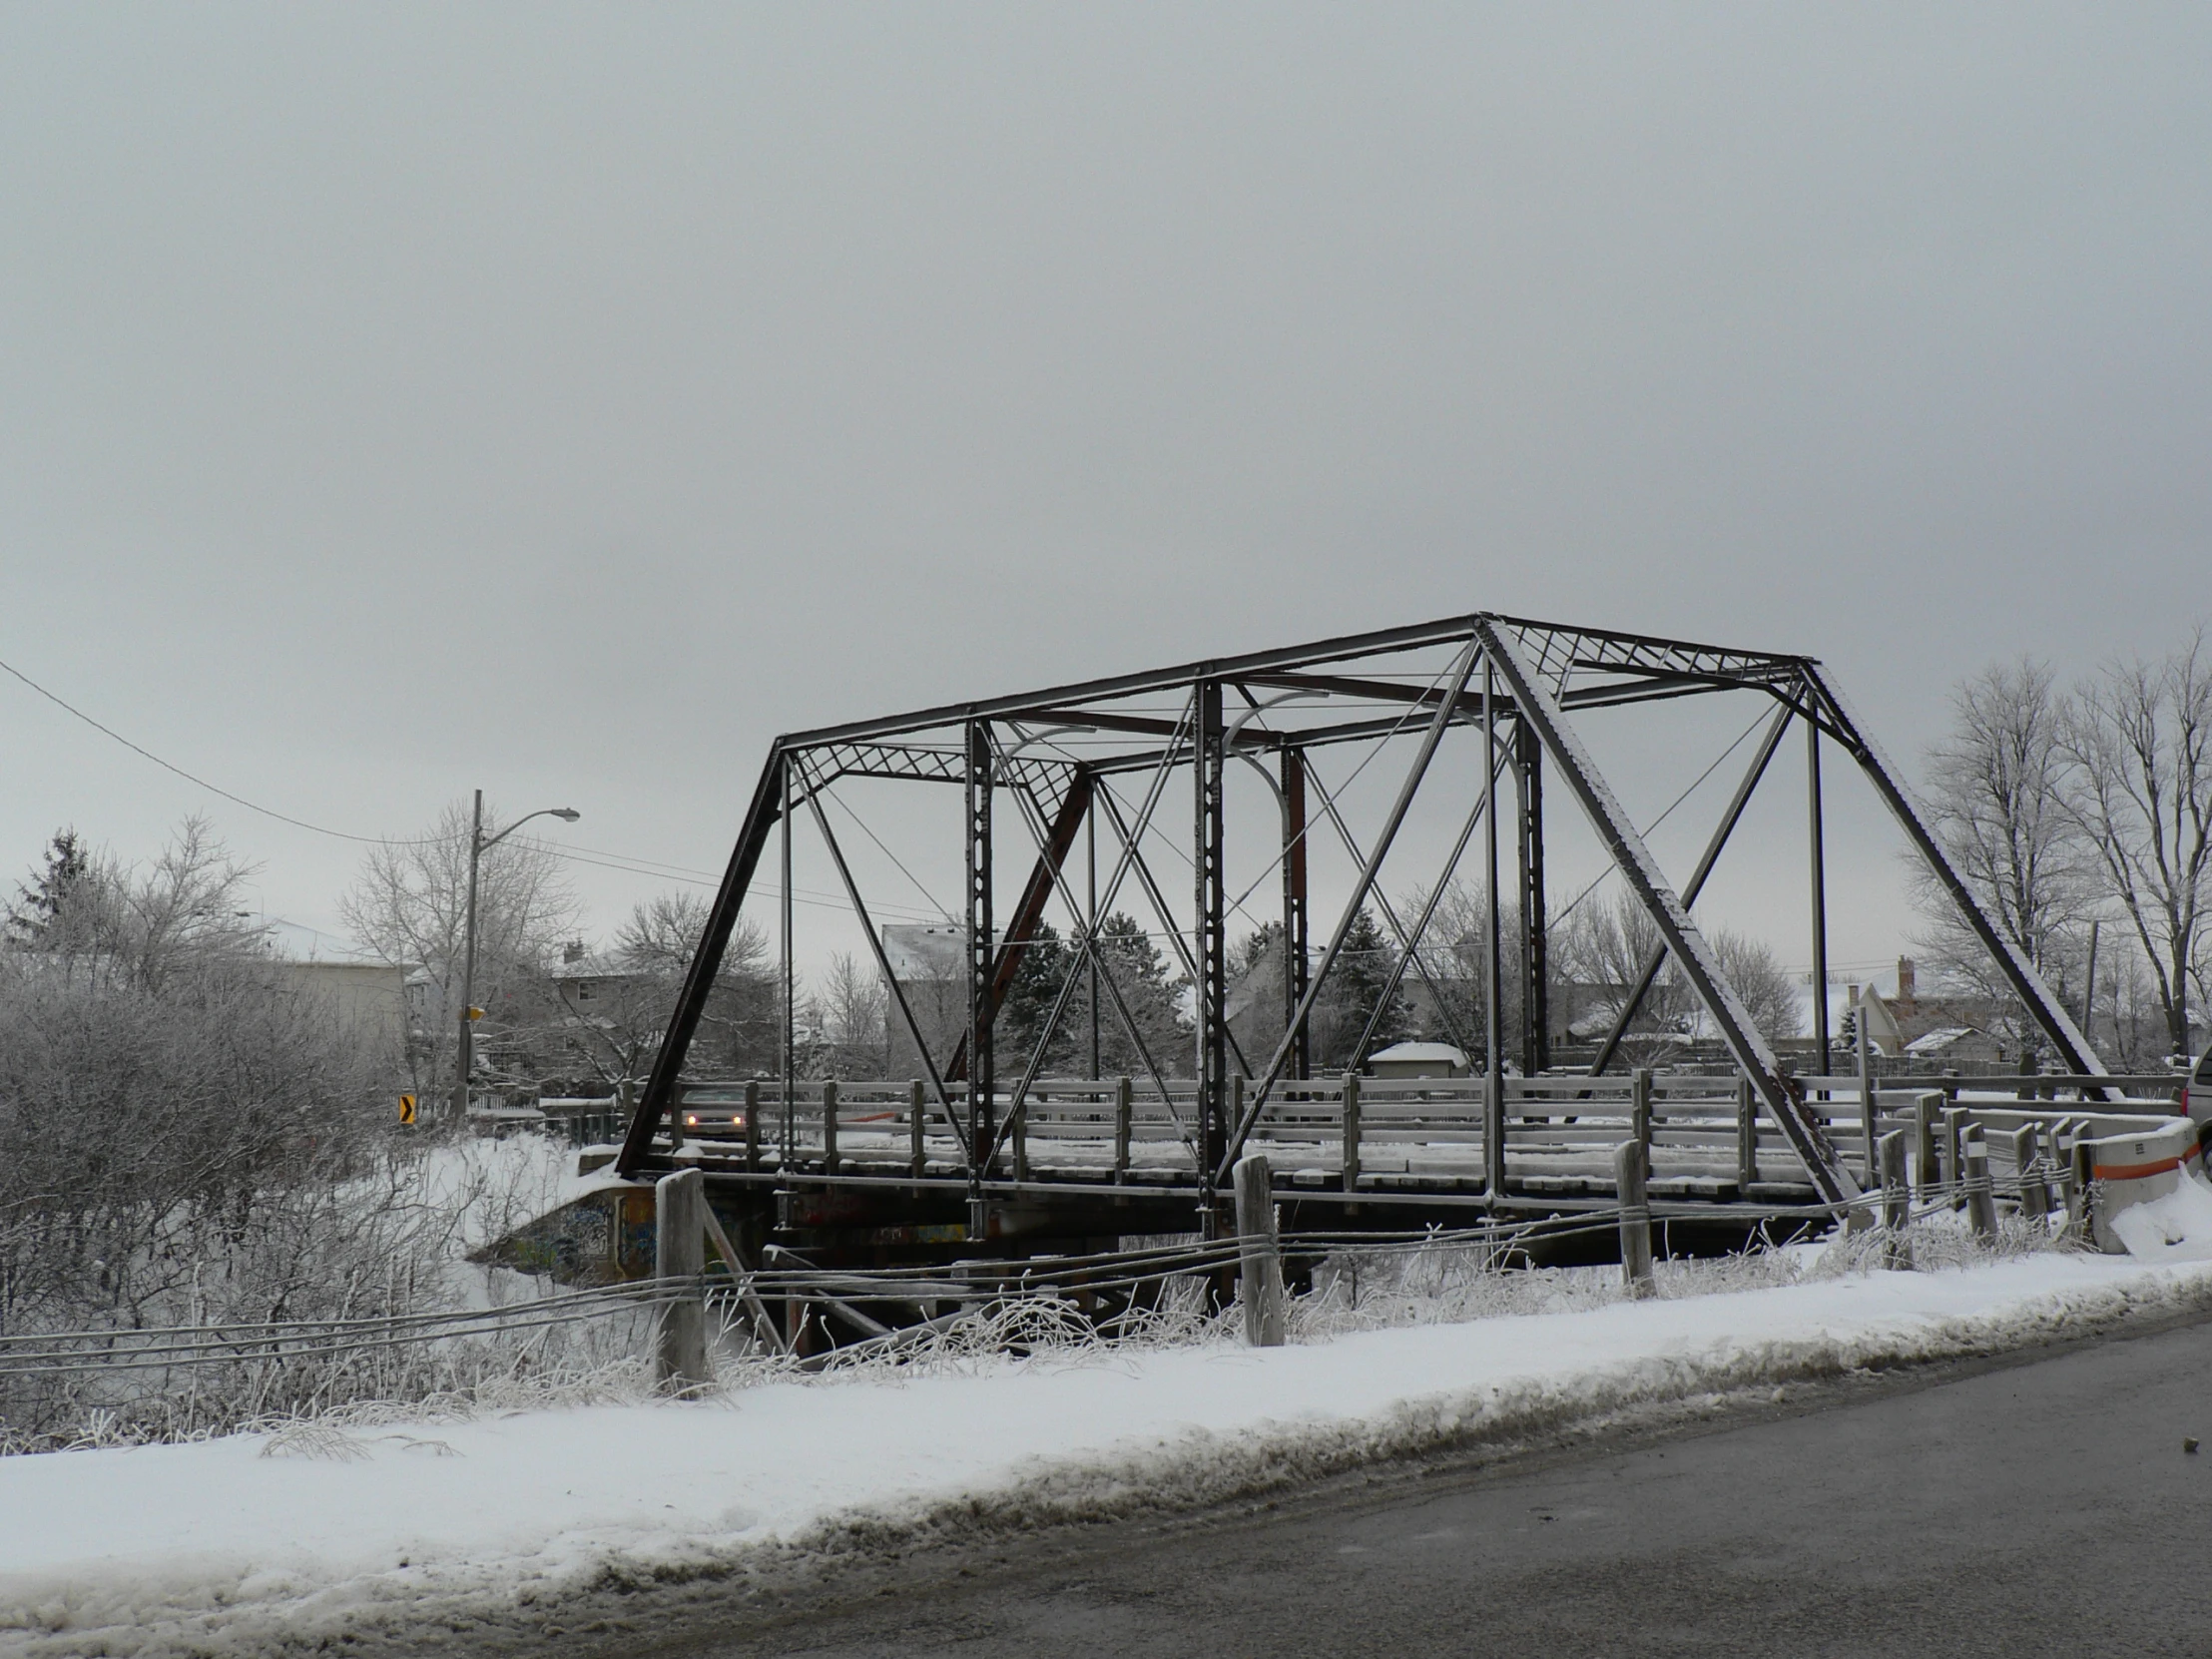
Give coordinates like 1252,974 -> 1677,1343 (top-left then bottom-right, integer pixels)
452,791 -> 581,1119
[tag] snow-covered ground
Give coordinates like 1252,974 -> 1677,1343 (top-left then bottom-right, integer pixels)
7,1248 -> 2212,1656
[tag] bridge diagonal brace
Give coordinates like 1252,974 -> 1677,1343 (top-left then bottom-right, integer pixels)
1473,620 -> 1859,1207
1802,663 -> 2107,1083
618,749 -> 785,1175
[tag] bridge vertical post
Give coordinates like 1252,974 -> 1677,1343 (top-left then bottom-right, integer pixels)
1195,679 -> 1229,1238
780,754 -> 796,1170
745,1079 -> 761,1173
821,1078 -> 838,1176
965,721 -> 994,1240
1282,747 -> 1311,1081
1087,808 -> 1101,1081
654,1168 -> 710,1395
1483,658 -> 1507,1203
1806,707 -> 1832,1080
1516,721 -> 1548,1077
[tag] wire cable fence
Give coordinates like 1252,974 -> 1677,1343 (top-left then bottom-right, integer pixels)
1,1170 -> 2091,1450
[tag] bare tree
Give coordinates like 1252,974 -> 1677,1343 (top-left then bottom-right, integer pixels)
338,799 -> 582,1096
1706,928 -> 1800,1046
2058,633 -> 2212,1060
816,950 -> 890,1078
1553,890 -> 1695,1062
1912,657 -> 2095,1054
538,893 -> 777,1087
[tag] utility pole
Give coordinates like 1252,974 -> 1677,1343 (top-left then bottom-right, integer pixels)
452,793 -> 581,1121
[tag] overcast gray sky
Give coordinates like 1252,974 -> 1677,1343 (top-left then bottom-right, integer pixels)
2,4 -> 2207,984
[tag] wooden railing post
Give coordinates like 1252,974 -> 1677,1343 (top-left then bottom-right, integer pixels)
1942,1105 -> 1970,1210
1484,1062 -> 1506,1197
1233,1152 -> 1287,1348
1341,1071 -> 1362,1194
1914,1092 -> 1941,1204
909,1078 -> 926,1179
2013,1124 -> 2050,1222
1879,1129 -> 1912,1270
1963,1126 -> 1996,1237
821,1078 -> 838,1176
654,1168 -> 711,1394
744,1079 -> 761,1173
2054,1122 -> 2083,1238
1615,1140 -> 1654,1297
1012,1089 -> 1029,1183
1114,1076 -> 1133,1183
1736,1072 -> 1758,1193
1856,1020 -> 1877,1184
1630,1068 -> 1653,1179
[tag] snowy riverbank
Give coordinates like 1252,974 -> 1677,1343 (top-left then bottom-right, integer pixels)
7,1250 -> 2212,1656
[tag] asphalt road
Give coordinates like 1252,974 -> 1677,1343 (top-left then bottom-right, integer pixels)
672,1315 -> 2212,1659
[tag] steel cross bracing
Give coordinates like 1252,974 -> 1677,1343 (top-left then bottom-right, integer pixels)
615,612 -> 2107,1215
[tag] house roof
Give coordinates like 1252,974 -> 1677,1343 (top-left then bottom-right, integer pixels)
1904,1026 -> 1981,1056
1370,1041 -> 1470,1066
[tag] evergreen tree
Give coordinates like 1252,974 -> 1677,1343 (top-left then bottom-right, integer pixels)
6,830 -> 90,947
1313,907 -> 1412,1069
998,919 -> 1079,1075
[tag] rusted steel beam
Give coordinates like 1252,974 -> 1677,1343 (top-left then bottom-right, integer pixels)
947,770 -> 1094,1082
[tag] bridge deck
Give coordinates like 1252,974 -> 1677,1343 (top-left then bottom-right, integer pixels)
604,1071 -> 2186,1258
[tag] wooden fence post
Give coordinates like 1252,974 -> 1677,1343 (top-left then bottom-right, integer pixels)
1341,1071 -> 1362,1194
654,1168 -> 711,1394
1233,1152 -> 1287,1347
1736,1072 -> 1758,1193
1878,1128 -> 1913,1270
1114,1076 -> 1133,1182
909,1078 -> 926,1179
744,1079 -> 761,1173
820,1078 -> 839,1176
1012,1088 -> 1029,1183
1963,1127 -> 1996,1237
1915,1092 -> 1940,1205
1615,1140 -> 1655,1298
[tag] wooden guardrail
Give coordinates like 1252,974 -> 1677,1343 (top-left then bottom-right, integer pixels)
652,1070 -> 2192,1206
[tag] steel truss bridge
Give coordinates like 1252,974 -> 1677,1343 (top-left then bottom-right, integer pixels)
609,612 -> 2110,1265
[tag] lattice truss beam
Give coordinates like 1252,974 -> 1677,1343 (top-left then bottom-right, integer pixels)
617,613 -> 2106,1210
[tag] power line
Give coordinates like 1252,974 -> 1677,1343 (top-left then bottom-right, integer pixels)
0,651 -> 447,846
